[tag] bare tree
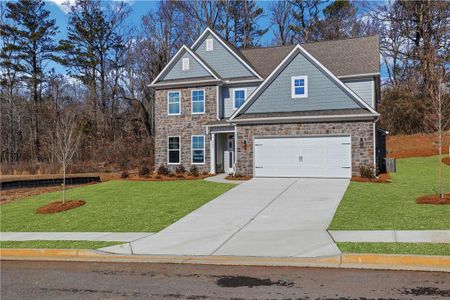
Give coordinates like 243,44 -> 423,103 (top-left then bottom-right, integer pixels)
54,110 -> 81,204
426,72 -> 449,199
270,0 -> 294,46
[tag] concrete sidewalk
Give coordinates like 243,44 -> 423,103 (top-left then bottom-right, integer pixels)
0,232 -> 153,242
329,230 -> 450,243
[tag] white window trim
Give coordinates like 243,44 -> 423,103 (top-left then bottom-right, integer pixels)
206,38 -> 213,51
167,90 -> 181,116
167,136 -> 181,165
232,88 -> 247,109
191,89 -> 205,115
291,76 -> 308,99
191,135 -> 205,165
182,57 -> 189,71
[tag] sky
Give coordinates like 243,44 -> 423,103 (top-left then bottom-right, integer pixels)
44,0 -> 277,73
44,0 -> 386,78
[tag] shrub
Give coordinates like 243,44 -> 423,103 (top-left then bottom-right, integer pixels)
189,165 -> 199,177
169,172 -> 176,177
138,166 -> 150,177
157,164 -> 170,176
120,171 -> 129,179
359,164 -> 375,178
175,164 -> 186,174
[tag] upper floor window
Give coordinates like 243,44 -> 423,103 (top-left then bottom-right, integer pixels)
182,57 -> 189,71
192,89 -> 205,114
233,88 -> 246,109
168,91 -> 180,115
206,38 -> 213,51
291,76 -> 308,98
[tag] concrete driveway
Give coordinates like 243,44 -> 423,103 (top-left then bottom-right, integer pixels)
102,178 -> 349,258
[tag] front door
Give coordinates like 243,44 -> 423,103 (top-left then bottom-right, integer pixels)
224,134 -> 235,174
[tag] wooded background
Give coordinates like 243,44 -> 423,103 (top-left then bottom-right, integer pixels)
1,0 -> 449,174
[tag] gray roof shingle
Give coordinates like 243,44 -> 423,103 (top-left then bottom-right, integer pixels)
239,35 -> 380,78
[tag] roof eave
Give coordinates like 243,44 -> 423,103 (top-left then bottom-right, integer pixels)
228,113 -> 380,125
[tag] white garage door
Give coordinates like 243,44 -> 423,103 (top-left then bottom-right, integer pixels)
254,136 -> 352,178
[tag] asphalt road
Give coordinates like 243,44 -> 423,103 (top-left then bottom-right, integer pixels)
1,260 -> 449,300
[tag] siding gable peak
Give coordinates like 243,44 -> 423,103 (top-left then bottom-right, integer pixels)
192,27 -> 263,80
151,45 -> 221,86
229,45 -> 378,120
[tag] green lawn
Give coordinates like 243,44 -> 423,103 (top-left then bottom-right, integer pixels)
337,242 -> 450,256
1,180 -> 235,232
330,156 -> 450,230
0,240 -> 122,249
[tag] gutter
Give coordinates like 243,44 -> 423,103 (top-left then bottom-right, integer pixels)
229,113 -> 380,125
148,79 -> 222,89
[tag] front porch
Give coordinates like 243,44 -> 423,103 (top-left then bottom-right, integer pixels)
207,125 -> 236,175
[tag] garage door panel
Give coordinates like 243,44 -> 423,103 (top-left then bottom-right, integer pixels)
254,136 -> 351,178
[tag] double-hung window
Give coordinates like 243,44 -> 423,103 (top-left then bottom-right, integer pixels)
191,135 -> 205,164
168,136 -> 180,164
233,88 -> 246,109
168,91 -> 180,115
192,89 -> 205,114
291,76 -> 308,98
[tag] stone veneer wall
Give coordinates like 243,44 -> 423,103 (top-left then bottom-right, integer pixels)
154,86 -> 217,173
235,121 -> 374,176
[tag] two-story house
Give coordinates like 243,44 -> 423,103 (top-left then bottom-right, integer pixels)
150,28 -> 383,178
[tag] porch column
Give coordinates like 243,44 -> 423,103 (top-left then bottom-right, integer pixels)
210,133 -> 216,174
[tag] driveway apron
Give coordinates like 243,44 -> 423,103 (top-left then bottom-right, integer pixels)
101,178 -> 349,257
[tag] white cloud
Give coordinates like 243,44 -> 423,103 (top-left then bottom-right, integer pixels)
47,0 -> 76,13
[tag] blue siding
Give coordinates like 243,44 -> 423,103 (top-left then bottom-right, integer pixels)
342,78 -> 374,107
245,51 -> 362,114
222,85 -> 257,117
194,34 -> 255,79
161,51 -> 212,81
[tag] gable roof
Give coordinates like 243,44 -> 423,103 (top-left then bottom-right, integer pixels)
191,28 -> 263,80
240,35 -> 380,78
229,44 -> 379,121
151,45 -> 221,86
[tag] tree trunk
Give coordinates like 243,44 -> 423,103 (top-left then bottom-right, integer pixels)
62,161 -> 66,204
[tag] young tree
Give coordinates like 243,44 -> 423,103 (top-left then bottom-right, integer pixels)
54,110 -> 81,204
1,0 -> 58,161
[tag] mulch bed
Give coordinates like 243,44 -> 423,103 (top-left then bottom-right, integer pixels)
225,174 -> 252,181
416,194 -> 450,205
351,173 -> 391,183
442,157 -> 450,166
36,200 -> 86,214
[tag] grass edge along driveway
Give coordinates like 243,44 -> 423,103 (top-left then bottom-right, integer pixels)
330,156 -> 450,230
0,240 -> 122,249
1,180 -> 235,232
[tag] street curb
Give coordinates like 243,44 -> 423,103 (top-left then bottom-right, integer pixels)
1,249 -> 449,272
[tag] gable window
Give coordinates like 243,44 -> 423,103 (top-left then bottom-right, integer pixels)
182,57 -> 189,71
206,38 -> 213,51
168,91 -> 181,115
192,89 -> 205,114
291,76 -> 308,98
192,135 -> 205,164
233,88 -> 247,109
168,136 -> 180,164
